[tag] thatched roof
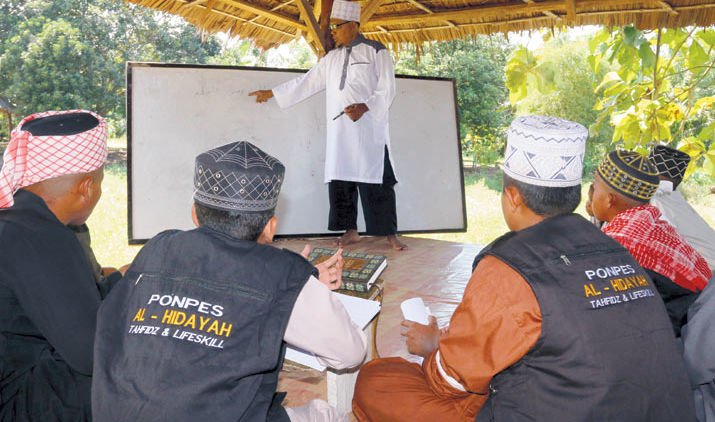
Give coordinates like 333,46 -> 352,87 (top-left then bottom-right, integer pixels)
126,0 -> 715,52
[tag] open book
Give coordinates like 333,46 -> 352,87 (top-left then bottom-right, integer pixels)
285,292 -> 381,371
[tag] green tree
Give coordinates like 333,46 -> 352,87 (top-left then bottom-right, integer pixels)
507,33 -> 611,175
505,27 -> 715,177
395,37 -> 513,165
0,0 -> 220,135
589,26 -> 715,176
1,19 -> 118,116
210,38 -> 316,69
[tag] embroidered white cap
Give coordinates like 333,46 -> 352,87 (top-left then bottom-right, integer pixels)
331,0 -> 361,22
503,115 -> 588,187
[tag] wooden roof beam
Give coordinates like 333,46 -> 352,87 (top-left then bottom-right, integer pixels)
565,0 -> 576,23
313,0 -> 322,20
246,0 -> 294,24
404,0 -> 432,15
295,0 -> 327,54
400,0 -> 454,30
364,2 -> 715,35
361,0 -> 386,23
176,0 -> 300,37
367,0 -> 567,26
222,0 -> 307,29
180,0 -> 208,11
522,0 -> 561,21
364,14 -> 556,35
654,0 -> 678,16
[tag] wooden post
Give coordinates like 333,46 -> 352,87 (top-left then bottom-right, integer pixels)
319,0 -> 335,54
296,0 -> 327,55
565,0 -> 577,23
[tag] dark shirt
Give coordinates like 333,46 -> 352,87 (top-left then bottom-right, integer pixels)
0,189 -> 101,421
646,268 -> 699,337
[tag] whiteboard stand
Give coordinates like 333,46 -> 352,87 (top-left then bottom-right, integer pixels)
127,62 -> 467,241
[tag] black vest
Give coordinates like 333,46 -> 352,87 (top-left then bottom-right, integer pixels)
474,214 -> 695,422
92,226 -> 316,422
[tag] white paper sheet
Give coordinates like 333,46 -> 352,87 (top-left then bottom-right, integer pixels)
285,293 -> 381,371
400,297 -> 432,364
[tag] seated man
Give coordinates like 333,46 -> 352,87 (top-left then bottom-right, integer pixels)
92,141 -> 367,422
585,182 -> 604,228
682,276 -> 715,422
0,110 -> 116,420
649,145 -> 715,272
353,116 -> 694,422
592,150 -> 711,336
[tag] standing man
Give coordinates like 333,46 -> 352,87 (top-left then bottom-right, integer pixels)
0,110 -> 118,420
249,0 -> 406,250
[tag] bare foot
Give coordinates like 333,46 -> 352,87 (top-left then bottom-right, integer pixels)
336,229 -> 361,246
386,234 -> 407,251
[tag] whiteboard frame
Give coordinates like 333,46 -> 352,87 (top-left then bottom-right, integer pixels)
126,62 -> 466,243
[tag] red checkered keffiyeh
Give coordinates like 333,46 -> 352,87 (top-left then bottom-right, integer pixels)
0,110 -> 107,208
604,204 -> 711,292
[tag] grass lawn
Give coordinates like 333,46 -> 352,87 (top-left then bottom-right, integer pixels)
88,162 -> 715,268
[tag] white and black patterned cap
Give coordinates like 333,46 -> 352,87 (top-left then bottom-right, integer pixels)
649,144 -> 690,181
503,115 -> 588,187
193,141 -> 285,212
331,0 -> 360,22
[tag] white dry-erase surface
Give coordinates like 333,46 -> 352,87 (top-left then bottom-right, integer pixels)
127,63 -> 466,242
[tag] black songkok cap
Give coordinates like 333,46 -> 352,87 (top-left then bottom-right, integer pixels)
193,141 -> 285,212
597,150 -> 660,202
649,145 -> 690,182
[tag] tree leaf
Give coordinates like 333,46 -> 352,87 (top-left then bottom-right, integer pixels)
638,42 -> 656,70
623,26 -> 638,47
703,150 -> 715,177
595,71 -> 622,93
684,160 -> 698,180
678,136 -> 706,156
588,29 -> 612,53
696,29 -> 715,47
687,40 -> 709,73
693,96 -> 715,115
661,28 -> 689,50
698,122 -> 715,142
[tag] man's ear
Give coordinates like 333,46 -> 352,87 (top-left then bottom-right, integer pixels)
606,192 -> 617,209
257,216 -> 278,244
75,174 -> 95,205
191,203 -> 200,227
502,184 -> 523,212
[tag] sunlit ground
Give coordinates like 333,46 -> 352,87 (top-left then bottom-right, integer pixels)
88,159 -> 714,269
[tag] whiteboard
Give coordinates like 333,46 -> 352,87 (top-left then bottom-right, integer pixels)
128,62 -> 465,242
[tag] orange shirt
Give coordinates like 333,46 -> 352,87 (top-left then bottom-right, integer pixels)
422,255 -> 543,417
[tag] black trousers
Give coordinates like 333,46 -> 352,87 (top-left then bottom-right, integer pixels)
328,148 -> 397,236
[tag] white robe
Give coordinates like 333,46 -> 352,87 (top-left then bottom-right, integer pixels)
273,36 -> 396,184
651,180 -> 715,271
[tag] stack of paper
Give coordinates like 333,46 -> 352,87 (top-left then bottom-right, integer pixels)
285,293 -> 381,371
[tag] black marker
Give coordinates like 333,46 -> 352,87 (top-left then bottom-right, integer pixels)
332,111 -> 345,120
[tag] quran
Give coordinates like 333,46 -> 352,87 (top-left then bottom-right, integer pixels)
307,247 -> 387,292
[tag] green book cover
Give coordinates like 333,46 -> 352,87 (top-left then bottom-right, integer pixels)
307,247 -> 387,292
